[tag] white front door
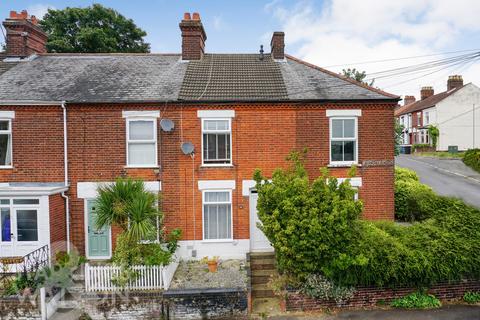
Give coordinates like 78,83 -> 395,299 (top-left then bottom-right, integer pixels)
249,191 -> 273,252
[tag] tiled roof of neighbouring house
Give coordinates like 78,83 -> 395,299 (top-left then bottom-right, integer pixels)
395,86 -> 465,117
0,53 -> 398,103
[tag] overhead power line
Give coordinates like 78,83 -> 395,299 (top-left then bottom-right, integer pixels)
324,48 -> 480,68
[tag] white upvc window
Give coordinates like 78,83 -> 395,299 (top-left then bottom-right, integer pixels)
201,118 -> 232,166
0,119 -> 12,168
126,118 -> 157,167
330,117 -> 358,165
202,190 -> 232,240
1,198 -> 40,244
425,112 -> 430,125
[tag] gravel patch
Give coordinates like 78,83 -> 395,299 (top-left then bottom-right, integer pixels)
170,259 -> 248,289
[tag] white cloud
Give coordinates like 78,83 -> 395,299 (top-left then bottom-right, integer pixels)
268,0 -> 480,99
27,4 -> 54,20
213,15 -> 223,31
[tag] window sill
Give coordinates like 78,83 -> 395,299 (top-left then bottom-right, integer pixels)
200,239 -> 235,244
200,164 -> 234,168
124,165 -> 160,169
0,166 -> 13,170
327,162 -> 361,168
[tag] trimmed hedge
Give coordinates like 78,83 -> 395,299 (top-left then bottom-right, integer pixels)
463,149 -> 480,173
394,167 -> 437,222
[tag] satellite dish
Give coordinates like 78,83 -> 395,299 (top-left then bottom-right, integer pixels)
181,142 -> 195,155
160,119 -> 174,132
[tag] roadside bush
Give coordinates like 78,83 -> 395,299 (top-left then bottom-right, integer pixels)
463,291 -> 480,304
301,274 -> 356,305
391,292 -> 441,309
463,148 -> 480,173
255,152 -> 480,288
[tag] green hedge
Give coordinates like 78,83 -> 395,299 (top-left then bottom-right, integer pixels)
463,149 -> 480,173
255,154 -> 480,288
394,167 -> 437,222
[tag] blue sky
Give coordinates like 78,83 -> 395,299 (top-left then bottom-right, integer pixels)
1,0 -> 480,97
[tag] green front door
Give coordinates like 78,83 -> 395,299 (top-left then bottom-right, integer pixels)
87,200 -> 110,258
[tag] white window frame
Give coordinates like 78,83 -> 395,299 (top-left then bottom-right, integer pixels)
201,189 -> 233,242
0,197 -> 41,245
125,117 -> 158,168
201,118 -> 233,167
329,117 -> 358,166
0,119 -> 13,169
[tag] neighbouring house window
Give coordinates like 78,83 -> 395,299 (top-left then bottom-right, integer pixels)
126,119 -> 157,167
330,118 -> 357,164
425,112 -> 430,125
417,112 -> 421,126
0,198 -> 39,243
203,190 -> 232,240
202,119 -> 232,165
0,120 -> 12,167
408,114 -> 412,128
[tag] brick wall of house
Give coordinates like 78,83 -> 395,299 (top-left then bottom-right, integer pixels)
0,106 -> 64,182
49,193 -> 67,258
0,101 -> 396,255
286,279 -> 480,310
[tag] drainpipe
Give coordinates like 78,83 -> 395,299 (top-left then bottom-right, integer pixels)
60,101 -> 71,253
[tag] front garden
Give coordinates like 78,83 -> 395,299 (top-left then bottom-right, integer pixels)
255,151 -> 480,308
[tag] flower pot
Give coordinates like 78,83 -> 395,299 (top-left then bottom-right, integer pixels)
207,261 -> 218,272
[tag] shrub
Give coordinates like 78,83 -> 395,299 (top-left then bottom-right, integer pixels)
463,149 -> 480,173
255,152 -> 480,288
301,274 -> 356,305
463,291 -> 480,304
391,292 -> 441,309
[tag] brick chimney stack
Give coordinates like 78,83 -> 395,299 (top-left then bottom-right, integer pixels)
404,95 -> 416,106
270,32 -> 285,60
447,75 -> 463,91
179,12 -> 207,61
3,10 -> 47,57
420,86 -> 434,100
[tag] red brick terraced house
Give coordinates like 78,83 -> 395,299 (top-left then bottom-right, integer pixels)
0,11 -> 399,262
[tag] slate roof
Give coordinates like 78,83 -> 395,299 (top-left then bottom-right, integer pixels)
394,86 -> 464,116
0,53 -> 398,103
0,54 -> 187,103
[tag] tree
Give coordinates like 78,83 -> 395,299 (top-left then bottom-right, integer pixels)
40,4 -> 150,53
95,178 -> 158,242
342,68 -> 375,86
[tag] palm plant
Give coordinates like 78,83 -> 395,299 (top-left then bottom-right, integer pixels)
95,178 -> 160,242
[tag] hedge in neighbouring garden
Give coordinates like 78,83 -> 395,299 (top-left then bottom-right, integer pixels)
463,149 -> 480,173
254,152 -> 480,289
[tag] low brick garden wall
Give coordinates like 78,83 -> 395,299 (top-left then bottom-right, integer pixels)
163,288 -> 248,319
0,296 -> 41,320
286,279 -> 480,311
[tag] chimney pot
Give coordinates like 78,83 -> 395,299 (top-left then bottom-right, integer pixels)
447,75 -> 463,91
183,12 -> 191,20
20,10 -> 28,19
420,86 -> 434,100
270,31 -> 285,60
192,12 -> 200,20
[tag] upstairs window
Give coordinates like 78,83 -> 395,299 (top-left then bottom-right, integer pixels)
330,118 -> 357,164
0,120 -> 12,167
202,119 -> 231,165
417,112 -> 421,126
126,119 -> 157,167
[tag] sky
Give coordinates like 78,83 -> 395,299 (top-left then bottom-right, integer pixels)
1,0 -> 480,100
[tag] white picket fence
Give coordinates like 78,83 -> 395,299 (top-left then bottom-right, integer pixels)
85,258 -> 179,292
